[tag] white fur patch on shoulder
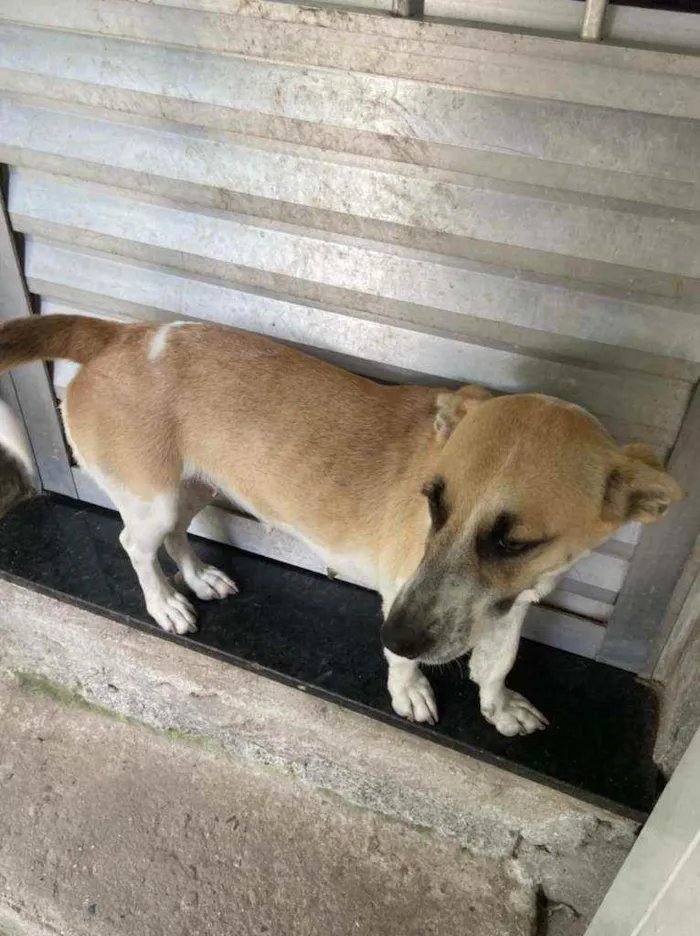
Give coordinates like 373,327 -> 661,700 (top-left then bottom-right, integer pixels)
148,321 -> 197,361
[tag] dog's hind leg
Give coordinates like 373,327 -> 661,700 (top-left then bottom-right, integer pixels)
66,458 -> 196,634
164,482 -> 238,602
114,486 -> 200,635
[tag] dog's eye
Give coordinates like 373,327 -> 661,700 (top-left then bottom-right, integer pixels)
477,511 -> 548,561
493,535 -> 548,559
422,476 -> 448,531
496,537 -> 536,555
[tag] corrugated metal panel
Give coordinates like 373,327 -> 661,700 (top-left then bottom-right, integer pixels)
1,0 -> 698,653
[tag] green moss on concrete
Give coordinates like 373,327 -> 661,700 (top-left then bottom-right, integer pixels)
15,670 -> 90,707
12,669 -> 236,761
13,670 -> 145,729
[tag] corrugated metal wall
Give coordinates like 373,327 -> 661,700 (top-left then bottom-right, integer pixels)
1,0 -> 698,662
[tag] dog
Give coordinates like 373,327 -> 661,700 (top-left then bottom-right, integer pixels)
0,315 -> 684,735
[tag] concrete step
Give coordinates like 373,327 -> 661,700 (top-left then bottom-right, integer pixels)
0,579 -> 640,935
0,674 -> 534,936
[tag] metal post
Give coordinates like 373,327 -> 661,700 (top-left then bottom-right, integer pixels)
581,0 -> 609,42
0,167 -> 77,498
392,0 -> 424,18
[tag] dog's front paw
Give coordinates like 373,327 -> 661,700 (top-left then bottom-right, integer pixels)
388,667 -> 438,725
482,689 -> 548,737
147,586 -> 198,636
177,564 -> 238,601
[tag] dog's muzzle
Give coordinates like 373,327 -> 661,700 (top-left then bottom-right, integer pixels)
381,606 -> 437,660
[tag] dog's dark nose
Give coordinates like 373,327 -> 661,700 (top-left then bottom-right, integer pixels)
381,613 -> 434,660
382,632 -> 421,659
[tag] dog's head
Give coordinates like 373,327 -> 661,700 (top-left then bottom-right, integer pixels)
381,390 -> 684,664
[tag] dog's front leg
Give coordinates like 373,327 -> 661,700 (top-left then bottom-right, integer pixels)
469,603 -> 548,736
384,649 -> 438,726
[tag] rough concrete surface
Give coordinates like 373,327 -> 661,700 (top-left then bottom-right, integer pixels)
0,578 -> 640,934
0,676 -> 534,936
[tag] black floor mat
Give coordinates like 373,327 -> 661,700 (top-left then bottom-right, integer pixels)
0,496 -> 661,819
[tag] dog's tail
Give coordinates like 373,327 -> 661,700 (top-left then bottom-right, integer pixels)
0,313 -> 121,373
0,314 -> 122,517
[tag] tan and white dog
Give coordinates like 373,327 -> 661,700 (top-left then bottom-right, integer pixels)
0,315 -> 684,735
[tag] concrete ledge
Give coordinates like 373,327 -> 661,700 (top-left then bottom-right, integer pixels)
0,577 -> 639,930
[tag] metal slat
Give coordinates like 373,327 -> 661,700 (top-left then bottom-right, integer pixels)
8,176 -> 693,437
1,22 -> 699,153
425,0 -> 582,37
13,216 -> 695,367
0,100 -> 697,282
4,96 -> 700,224
606,5 -> 700,53
22,239 -> 689,448
2,3 -> 699,116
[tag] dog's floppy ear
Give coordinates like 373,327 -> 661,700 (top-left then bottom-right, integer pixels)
603,443 -> 685,524
434,385 -> 491,443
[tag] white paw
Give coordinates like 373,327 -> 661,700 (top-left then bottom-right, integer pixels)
146,587 -> 198,635
177,565 -> 238,601
482,690 -> 548,737
388,668 -> 439,725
